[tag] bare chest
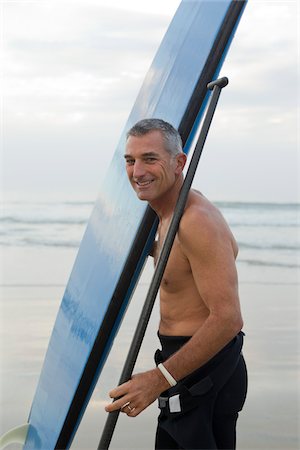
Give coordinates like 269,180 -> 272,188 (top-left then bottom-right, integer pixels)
154,230 -> 192,293
153,222 -> 209,335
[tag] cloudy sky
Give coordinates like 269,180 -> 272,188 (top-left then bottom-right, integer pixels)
1,0 -> 298,202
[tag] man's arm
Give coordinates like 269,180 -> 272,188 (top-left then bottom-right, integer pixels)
161,205 -> 243,381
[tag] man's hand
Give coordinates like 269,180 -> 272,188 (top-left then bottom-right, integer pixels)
105,368 -> 170,417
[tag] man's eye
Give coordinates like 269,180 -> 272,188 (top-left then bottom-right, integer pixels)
126,159 -> 135,165
145,157 -> 156,163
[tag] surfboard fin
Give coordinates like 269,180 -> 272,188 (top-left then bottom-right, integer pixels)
0,424 -> 29,449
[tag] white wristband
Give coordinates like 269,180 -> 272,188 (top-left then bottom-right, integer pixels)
157,363 -> 177,387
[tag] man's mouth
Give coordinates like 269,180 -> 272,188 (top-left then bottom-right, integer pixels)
135,179 -> 154,187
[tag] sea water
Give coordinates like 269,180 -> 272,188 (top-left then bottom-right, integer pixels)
1,200 -> 299,280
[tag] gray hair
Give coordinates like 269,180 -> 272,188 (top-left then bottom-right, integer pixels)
126,118 -> 183,156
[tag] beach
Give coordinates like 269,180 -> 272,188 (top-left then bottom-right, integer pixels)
0,200 -> 299,449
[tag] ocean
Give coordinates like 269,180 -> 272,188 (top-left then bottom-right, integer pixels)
1,199 -> 299,280
0,200 -> 299,449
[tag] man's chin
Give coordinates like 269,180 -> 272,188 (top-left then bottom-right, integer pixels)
136,191 -> 151,201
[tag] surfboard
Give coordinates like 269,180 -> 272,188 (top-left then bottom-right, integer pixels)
18,1 -> 247,449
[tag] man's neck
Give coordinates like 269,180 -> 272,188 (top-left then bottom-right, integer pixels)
149,176 -> 184,221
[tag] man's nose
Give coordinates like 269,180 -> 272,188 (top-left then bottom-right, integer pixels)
133,160 -> 146,179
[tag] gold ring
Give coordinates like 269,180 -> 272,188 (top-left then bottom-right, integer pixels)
121,401 -> 132,412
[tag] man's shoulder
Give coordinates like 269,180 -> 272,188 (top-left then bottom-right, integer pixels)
183,191 -> 220,226
178,192 -> 228,246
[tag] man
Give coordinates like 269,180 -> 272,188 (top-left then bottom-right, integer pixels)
105,118 -> 247,449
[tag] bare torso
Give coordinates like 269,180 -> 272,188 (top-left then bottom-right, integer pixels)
154,190 -> 238,336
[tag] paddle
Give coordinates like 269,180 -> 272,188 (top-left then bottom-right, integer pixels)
98,76 -> 229,450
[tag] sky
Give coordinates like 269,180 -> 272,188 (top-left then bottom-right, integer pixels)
1,0 -> 299,203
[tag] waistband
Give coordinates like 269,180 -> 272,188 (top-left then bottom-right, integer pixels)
157,332 -> 191,361
156,331 -> 244,383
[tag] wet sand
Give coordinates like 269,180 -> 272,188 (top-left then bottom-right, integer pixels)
0,246 -> 299,449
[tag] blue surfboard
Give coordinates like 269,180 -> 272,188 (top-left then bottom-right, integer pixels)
21,1 -> 247,449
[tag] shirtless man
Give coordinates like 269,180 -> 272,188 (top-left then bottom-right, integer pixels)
105,119 -> 247,449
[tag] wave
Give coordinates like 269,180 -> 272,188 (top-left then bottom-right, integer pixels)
216,201 -> 300,210
238,259 -> 299,269
1,200 -> 298,227
238,242 -> 299,251
230,222 -> 298,228
0,238 -> 80,248
2,200 -> 94,206
1,216 -> 88,225
2,236 -> 296,252
1,215 -> 298,228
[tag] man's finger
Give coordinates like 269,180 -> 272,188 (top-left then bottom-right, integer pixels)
108,381 -> 130,399
105,395 -> 131,413
105,400 -> 120,413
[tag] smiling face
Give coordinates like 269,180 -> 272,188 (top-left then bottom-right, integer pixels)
124,130 -> 186,205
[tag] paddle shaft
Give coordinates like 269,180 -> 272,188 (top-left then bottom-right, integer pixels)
97,76 -> 228,450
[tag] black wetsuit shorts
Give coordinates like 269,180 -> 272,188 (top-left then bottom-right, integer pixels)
154,332 -> 247,450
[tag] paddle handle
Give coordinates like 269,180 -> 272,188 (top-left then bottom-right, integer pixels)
97,76 -> 228,450
207,76 -> 228,90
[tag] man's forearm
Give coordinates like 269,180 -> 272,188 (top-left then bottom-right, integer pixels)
160,312 -> 242,383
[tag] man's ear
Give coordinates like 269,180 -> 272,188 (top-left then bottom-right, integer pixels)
175,152 -> 187,174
